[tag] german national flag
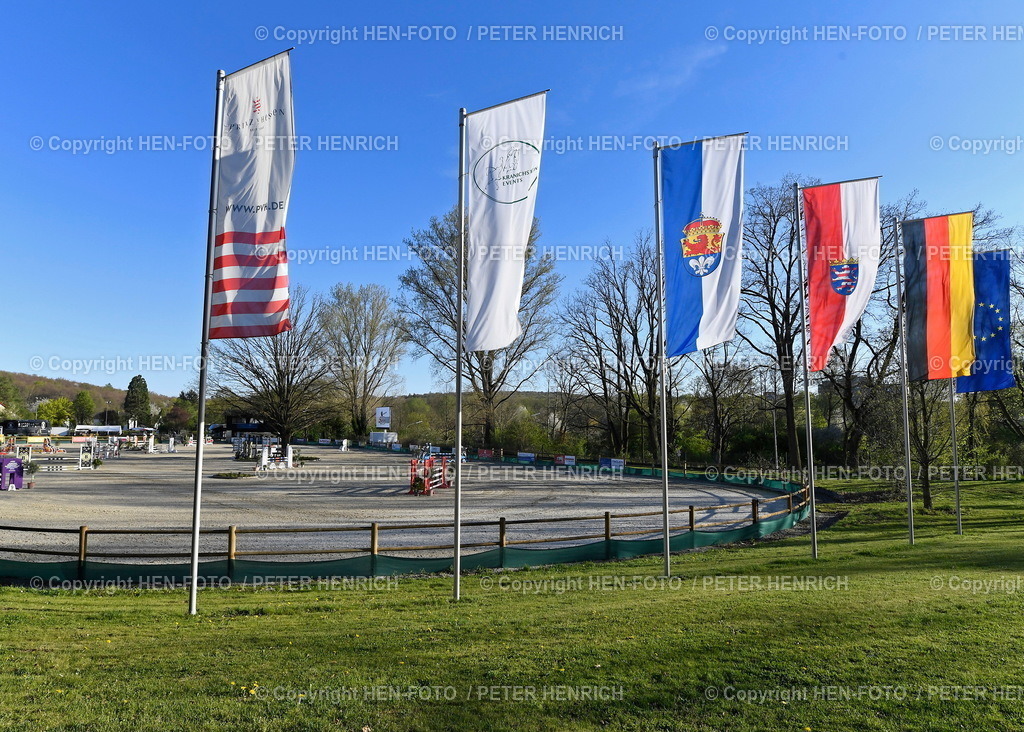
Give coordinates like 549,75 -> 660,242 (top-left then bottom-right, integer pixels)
902,212 -> 975,380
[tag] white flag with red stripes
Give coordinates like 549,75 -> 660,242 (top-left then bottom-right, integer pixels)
211,51 -> 294,339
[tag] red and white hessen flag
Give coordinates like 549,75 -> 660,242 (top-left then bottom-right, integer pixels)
211,52 -> 294,339
802,178 -> 881,371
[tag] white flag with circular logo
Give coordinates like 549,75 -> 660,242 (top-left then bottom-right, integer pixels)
464,92 -> 546,352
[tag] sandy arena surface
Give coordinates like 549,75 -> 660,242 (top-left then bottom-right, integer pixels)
0,445 -> 786,563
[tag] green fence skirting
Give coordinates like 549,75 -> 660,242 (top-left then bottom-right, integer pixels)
0,505 -> 809,584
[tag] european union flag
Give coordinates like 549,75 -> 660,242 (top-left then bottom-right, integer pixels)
957,250 -> 1016,393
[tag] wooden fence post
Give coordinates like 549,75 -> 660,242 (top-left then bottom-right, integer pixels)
370,523 -> 379,576
227,525 -> 237,578
499,517 -> 507,567
752,499 -> 760,524
602,512 -> 612,560
688,506 -> 695,532
78,526 -> 88,580
787,494 -> 794,514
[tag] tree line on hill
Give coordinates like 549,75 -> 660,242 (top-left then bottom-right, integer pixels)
0,372 -> 171,430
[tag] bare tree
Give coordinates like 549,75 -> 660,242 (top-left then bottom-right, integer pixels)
907,379 -> 952,510
739,174 -> 813,468
556,294 -> 631,455
320,283 -> 406,437
557,232 -> 685,460
395,207 -> 561,445
690,342 -> 758,467
543,354 -> 591,445
210,288 -> 335,445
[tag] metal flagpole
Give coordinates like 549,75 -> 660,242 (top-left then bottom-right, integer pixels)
188,69 -> 226,615
893,218 -> 916,545
793,183 -> 818,558
949,379 -> 962,535
453,107 -> 467,600
451,90 -> 545,599
653,145 -> 671,577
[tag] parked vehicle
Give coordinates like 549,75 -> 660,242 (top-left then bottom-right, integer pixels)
1,419 -> 51,436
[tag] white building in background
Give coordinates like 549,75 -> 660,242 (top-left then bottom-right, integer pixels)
74,425 -> 123,436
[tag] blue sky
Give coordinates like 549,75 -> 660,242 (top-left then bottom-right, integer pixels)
3,0 -> 1022,397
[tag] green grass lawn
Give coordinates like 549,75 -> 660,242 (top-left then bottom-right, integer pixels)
2,479 -> 1023,731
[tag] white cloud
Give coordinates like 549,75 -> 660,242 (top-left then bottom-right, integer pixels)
615,44 -> 727,107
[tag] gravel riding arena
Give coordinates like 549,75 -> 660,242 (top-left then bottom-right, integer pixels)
0,445 -> 788,565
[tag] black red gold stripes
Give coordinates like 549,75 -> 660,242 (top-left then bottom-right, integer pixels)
902,213 -> 974,380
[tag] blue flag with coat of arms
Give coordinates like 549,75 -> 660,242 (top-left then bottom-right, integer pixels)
660,133 -> 745,356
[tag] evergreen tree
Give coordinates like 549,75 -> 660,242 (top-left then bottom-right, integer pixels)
72,391 -> 95,425
123,375 -> 151,426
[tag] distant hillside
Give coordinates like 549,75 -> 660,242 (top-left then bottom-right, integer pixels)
0,371 -> 173,416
